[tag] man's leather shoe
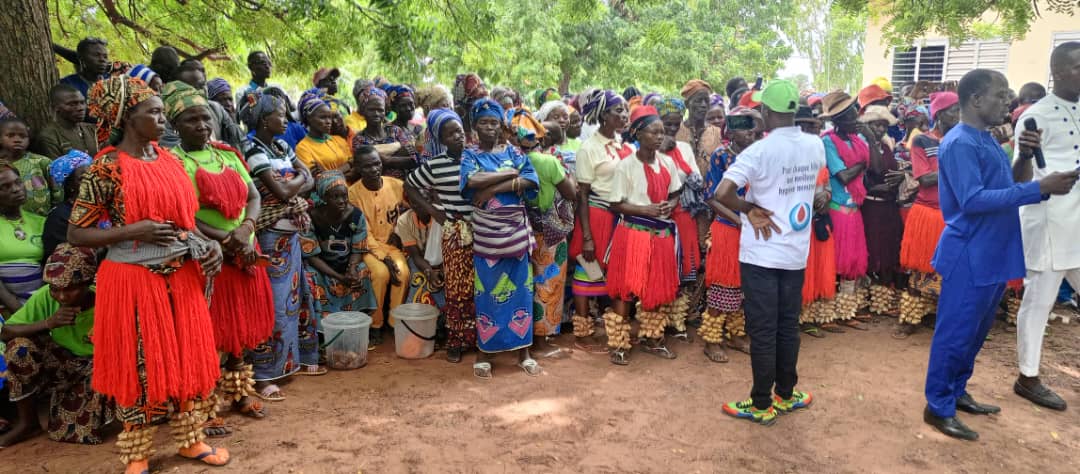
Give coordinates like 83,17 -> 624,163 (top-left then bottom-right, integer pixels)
923,407 -> 979,441
1014,380 -> 1067,411
956,394 -> 1001,415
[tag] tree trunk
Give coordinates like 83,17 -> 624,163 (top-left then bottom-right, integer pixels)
0,0 -> 59,133
558,67 -> 573,96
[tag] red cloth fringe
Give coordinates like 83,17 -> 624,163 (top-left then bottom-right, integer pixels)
900,203 -> 945,274
568,205 -> 616,270
643,159 -> 671,203
90,146 -> 219,407
672,206 -> 699,279
210,256 -> 275,356
606,224 -> 679,310
195,165 -> 249,220
802,231 -> 837,304
92,261 -> 221,407
705,221 -> 741,287
830,208 -> 868,279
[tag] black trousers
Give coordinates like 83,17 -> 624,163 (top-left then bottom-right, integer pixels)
740,262 -> 805,410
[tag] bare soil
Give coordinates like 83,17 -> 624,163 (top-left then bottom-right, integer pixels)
5,316 -> 1080,473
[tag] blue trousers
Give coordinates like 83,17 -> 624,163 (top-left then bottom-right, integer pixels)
924,267 -> 1006,418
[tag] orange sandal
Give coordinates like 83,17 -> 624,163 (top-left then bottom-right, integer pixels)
234,399 -> 266,418
179,442 -> 231,467
124,459 -> 150,474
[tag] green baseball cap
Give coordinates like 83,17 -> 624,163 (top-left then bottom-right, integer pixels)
751,80 -> 799,113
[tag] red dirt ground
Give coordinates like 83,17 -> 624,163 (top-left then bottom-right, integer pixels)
5,316 -> 1080,473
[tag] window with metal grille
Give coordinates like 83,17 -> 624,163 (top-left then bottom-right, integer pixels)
1049,31 -> 1080,89
892,45 -> 946,84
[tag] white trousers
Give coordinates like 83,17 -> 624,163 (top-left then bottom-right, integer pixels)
1016,268 -> 1080,376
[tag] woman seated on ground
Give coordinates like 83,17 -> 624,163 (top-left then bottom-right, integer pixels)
301,171 -> 376,328
352,83 -> 420,180
0,164 -> 46,316
460,98 -> 541,379
295,89 -> 353,175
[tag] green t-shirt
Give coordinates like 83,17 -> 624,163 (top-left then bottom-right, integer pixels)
561,138 -> 583,153
6,285 -> 95,356
174,146 -> 253,232
527,151 -> 567,212
0,211 -> 45,264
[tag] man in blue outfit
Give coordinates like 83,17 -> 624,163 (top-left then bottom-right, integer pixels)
923,69 -> 1079,441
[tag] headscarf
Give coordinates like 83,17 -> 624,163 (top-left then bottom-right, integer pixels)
452,73 -> 487,104
425,108 -> 462,158
49,149 -> 93,188
206,78 -> 232,99
127,64 -> 159,86
355,82 -> 387,109
511,108 -> 546,147
532,88 -> 559,110
316,169 -> 348,199
627,96 -> 644,112
88,75 -> 157,146
709,93 -> 725,109
655,97 -> 686,118
239,92 -> 283,131
0,101 -> 14,120
642,92 -> 662,107
628,105 -> 661,139
42,243 -> 98,288
580,89 -> 624,125
470,98 -> 505,124
384,84 -> 415,106
161,80 -> 210,122
325,96 -> 351,116
929,91 -> 959,120
680,79 -> 712,100
535,100 -> 568,122
298,88 -> 332,124
416,85 -> 453,112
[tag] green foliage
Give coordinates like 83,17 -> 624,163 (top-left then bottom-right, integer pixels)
790,0 -> 866,93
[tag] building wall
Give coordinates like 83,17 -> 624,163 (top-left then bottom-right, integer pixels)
862,11 -> 1079,89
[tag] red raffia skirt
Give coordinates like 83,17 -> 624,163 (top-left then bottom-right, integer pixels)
606,220 -> 679,310
568,204 -> 616,270
672,206 -> 700,280
705,221 -> 741,288
92,260 -> 221,408
210,253 -> 275,357
802,231 -> 837,305
899,203 -> 945,274
830,207 -> 868,280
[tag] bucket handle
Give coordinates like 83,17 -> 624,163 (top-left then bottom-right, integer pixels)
320,330 -> 345,349
400,319 -> 436,341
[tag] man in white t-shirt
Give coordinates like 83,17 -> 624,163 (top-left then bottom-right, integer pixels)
713,80 -> 827,426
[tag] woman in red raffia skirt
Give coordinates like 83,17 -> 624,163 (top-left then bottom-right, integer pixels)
163,81 -> 275,435
70,76 -> 231,473
604,106 -> 682,366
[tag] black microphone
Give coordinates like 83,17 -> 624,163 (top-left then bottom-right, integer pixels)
1023,118 -> 1046,169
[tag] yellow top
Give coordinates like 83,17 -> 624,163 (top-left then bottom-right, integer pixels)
348,177 -> 405,259
295,135 -> 352,172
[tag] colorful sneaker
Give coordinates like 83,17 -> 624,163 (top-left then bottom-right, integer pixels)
773,390 -> 813,413
723,399 -> 777,425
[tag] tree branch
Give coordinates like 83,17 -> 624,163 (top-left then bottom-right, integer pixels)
96,0 -> 230,61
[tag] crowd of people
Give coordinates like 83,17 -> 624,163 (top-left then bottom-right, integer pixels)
0,36 -> 1079,470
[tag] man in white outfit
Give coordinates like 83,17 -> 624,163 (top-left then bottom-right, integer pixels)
1013,41 -> 1080,411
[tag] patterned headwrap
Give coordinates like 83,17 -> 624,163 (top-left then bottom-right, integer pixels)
680,79 -> 713,99
642,92 -> 662,107
470,98 -> 505,124
535,100 -> 569,122
42,243 -> 98,288
127,64 -> 159,86
533,88 -> 559,110
88,75 -> 157,146
710,93 -> 725,109
580,89 -> 625,125
416,84 -> 453,113
298,88 -> 332,124
355,82 -> 387,109
511,108 -> 546,147
206,78 -> 232,99
0,101 -> 13,120
160,80 -> 210,122
655,97 -> 686,118
49,149 -> 93,188
384,84 -> 415,106
425,108 -> 463,158
452,73 -> 487,104
239,92 -> 283,131
628,105 -> 661,139
316,169 -> 348,199
627,96 -> 644,112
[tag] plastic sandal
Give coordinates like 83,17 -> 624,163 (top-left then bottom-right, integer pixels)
179,443 -> 231,467
297,365 -> 328,376
643,343 -> 677,359
473,362 -> 492,379
255,384 -> 285,402
234,399 -> 266,418
518,358 -> 542,376
610,349 -> 630,366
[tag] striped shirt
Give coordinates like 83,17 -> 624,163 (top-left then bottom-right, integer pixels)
405,154 -> 473,221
